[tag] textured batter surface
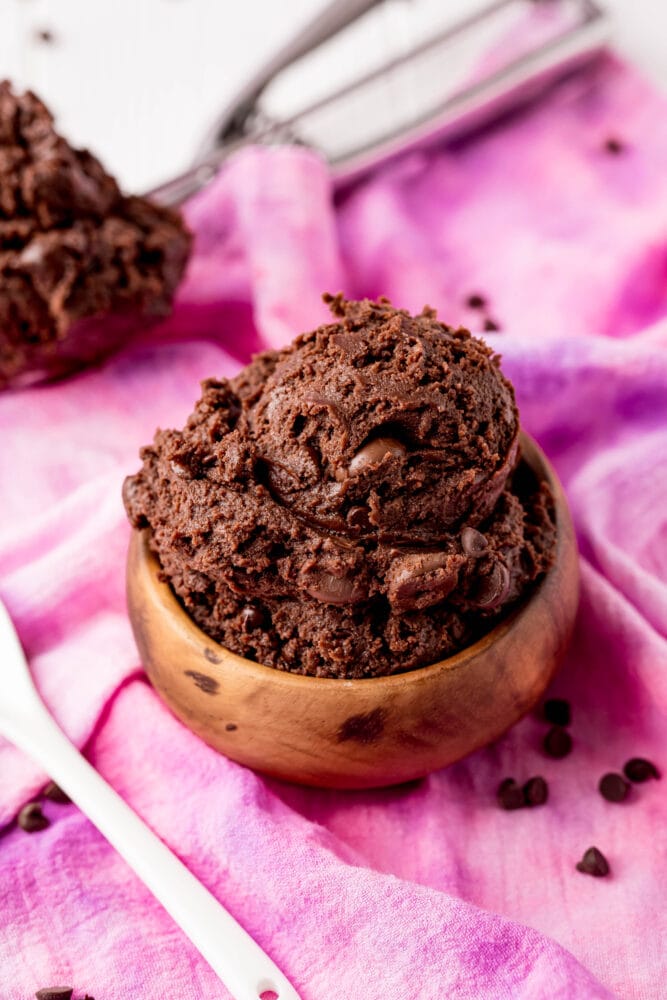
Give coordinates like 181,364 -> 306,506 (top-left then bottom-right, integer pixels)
0,81 -> 191,385
124,296 -> 555,677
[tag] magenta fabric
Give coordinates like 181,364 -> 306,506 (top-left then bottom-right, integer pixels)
1,54 -> 667,999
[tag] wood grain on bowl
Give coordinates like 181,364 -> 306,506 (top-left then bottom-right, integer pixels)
126,434 -> 579,790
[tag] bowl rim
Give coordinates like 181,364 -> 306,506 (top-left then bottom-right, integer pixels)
132,430 -> 567,691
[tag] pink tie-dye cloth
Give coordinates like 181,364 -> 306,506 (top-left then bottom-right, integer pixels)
2,54 -> 667,1000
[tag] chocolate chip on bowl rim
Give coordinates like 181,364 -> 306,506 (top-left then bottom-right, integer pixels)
125,297 -> 579,789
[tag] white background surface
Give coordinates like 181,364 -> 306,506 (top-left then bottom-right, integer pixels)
0,0 -> 666,193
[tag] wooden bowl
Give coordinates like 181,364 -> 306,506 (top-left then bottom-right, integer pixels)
126,433 -> 578,790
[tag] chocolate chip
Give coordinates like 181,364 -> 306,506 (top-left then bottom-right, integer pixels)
35,990 -> 73,1000
472,560 -> 510,609
543,726 -> 572,759
543,698 -> 571,727
623,757 -> 660,783
305,572 -> 366,605
347,505 -> 370,529
43,781 -> 70,804
523,776 -> 548,806
604,137 -> 625,155
18,802 -> 50,833
225,723 -> 237,732
461,526 -> 488,556
599,772 -> 629,803
497,778 -> 524,810
576,847 -> 610,877
483,318 -> 501,332
34,29 -> 56,45
387,551 -> 458,611
466,293 -> 486,309
349,437 -> 406,475
241,606 -> 264,632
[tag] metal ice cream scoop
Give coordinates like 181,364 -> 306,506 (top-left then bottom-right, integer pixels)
150,0 -> 608,205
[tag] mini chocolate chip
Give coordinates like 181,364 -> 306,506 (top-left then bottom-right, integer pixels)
347,505 -> 370,529
473,560 -> 510,609
18,802 -> 50,833
349,437 -> 406,475
543,698 -> 571,727
305,572 -> 366,606
241,606 -> 264,633
34,29 -> 56,45
576,847 -> 610,877
497,778 -> 524,810
484,318 -> 501,332
523,776 -> 548,806
43,781 -> 70,805
543,726 -> 572,759
466,293 -> 486,309
604,137 -> 625,155
623,757 -> 660,783
461,526 -> 487,556
599,772 -> 629,803
35,990 -> 73,1000
387,551 -> 458,611
225,723 -> 238,732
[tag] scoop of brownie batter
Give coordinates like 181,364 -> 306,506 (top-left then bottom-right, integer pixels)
124,296 -> 556,679
250,294 -> 518,542
0,81 -> 191,386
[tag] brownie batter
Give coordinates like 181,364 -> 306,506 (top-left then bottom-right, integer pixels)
0,81 -> 191,386
124,296 -> 556,678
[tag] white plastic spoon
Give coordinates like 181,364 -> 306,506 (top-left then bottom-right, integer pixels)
0,597 -> 301,1000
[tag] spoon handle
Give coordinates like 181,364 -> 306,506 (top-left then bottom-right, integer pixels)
7,703 -> 300,1000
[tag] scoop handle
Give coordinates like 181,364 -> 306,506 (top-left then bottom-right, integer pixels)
4,702 -> 300,1000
